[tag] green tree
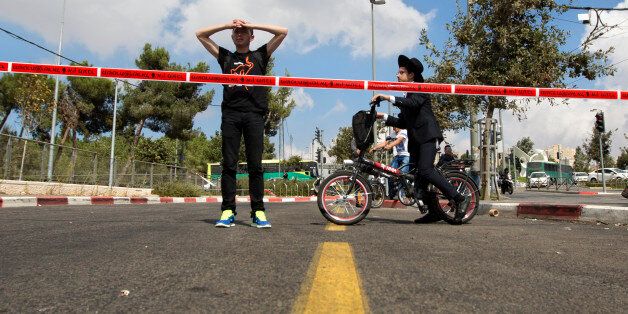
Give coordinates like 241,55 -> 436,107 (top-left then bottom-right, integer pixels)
583,127 -> 615,168
616,148 -> 628,170
516,137 -> 534,155
0,74 -> 19,131
265,58 -> 297,137
572,146 -> 590,172
282,155 -> 304,171
421,0 -> 614,199
135,136 -> 177,165
66,61 -> 115,138
183,131 -> 214,175
119,43 -> 214,178
328,126 -> 354,164
13,74 -> 55,138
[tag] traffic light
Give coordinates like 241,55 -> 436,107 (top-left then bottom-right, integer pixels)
316,149 -> 322,164
595,112 -> 605,133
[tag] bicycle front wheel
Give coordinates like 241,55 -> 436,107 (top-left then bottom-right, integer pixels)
317,170 -> 372,225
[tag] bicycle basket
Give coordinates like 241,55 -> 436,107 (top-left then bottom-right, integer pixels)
352,110 -> 374,150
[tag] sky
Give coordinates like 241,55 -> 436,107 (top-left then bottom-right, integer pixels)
0,0 -> 627,161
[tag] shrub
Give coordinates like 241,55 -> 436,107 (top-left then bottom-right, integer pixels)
152,181 -> 202,197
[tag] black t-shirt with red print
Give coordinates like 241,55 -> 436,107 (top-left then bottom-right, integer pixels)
218,44 -> 270,113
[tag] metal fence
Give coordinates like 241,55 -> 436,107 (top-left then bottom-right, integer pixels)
0,133 -> 205,189
0,133 -> 319,196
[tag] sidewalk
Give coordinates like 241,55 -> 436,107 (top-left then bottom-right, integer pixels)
378,197 -> 628,225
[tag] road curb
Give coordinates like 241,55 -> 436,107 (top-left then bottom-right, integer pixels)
377,201 -> 627,224
479,202 -> 628,224
0,195 -> 318,208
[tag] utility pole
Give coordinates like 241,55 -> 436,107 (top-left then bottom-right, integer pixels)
47,0 -> 67,181
468,0 -> 480,183
108,81 -> 119,187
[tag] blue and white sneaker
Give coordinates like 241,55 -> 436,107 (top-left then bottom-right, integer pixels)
251,211 -> 271,229
215,210 -> 235,228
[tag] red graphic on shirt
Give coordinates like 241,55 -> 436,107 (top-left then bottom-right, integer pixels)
231,56 -> 254,75
230,56 -> 254,90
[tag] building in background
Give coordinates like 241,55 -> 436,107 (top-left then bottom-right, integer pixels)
545,144 -> 576,166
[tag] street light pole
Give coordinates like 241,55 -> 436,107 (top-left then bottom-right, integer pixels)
370,0 -> 385,144
108,81 -> 120,187
468,0 -> 480,181
47,0 -> 67,181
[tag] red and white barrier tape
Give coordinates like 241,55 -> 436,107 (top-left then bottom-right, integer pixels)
1,61 -> 626,100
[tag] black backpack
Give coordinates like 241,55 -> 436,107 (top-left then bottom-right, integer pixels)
352,110 -> 375,151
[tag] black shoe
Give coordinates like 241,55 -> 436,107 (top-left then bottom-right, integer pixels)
453,195 -> 470,223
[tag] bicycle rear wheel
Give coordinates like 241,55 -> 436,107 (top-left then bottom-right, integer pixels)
317,170 -> 372,225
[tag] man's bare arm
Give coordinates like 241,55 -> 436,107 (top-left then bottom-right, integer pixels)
245,23 -> 288,55
195,22 -> 234,58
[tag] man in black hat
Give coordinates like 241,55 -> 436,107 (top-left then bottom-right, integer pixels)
372,55 -> 469,223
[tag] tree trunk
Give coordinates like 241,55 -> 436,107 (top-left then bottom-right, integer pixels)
69,129 -> 78,183
116,119 -> 144,185
0,108 -> 12,132
53,125 -> 71,167
481,103 -> 495,201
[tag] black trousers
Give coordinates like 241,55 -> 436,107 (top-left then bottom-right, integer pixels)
220,110 -> 265,215
410,139 -> 460,200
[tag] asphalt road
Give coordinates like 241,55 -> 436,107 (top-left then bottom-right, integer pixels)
1,202 -> 626,312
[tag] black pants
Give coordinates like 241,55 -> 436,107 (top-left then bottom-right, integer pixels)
220,110 -> 265,215
410,139 -> 460,200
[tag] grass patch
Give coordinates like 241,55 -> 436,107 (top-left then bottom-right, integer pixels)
152,181 -> 202,197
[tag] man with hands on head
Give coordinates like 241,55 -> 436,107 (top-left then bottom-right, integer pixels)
196,19 -> 288,229
372,55 -> 469,223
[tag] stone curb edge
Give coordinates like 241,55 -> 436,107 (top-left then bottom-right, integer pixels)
378,200 -> 627,224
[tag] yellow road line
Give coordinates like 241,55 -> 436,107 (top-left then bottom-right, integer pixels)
292,242 -> 369,314
325,223 -> 347,231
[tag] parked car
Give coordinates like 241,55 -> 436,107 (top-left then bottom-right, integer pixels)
572,172 -> 589,183
528,172 -> 550,187
587,168 -> 627,183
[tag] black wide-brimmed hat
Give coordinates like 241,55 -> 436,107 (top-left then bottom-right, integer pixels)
398,55 -> 424,82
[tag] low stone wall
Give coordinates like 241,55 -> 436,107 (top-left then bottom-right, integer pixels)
0,180 -> 153,197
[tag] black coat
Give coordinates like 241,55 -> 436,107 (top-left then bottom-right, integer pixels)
384,92 -> 443,149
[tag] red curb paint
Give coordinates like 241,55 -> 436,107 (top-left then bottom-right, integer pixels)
295,197 -> 312,202
159,197 -> 173,203
382,200 -> 407,209
0,198 -> 4,208
267,197 -> 283,202
183,197 -> 197,203
204,197 -> 219,203
91,197 -> 114,205
37,196 -> 69,206
130,198 -> 148,204
578,191 -> 598,195
517,203 -> 583,220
